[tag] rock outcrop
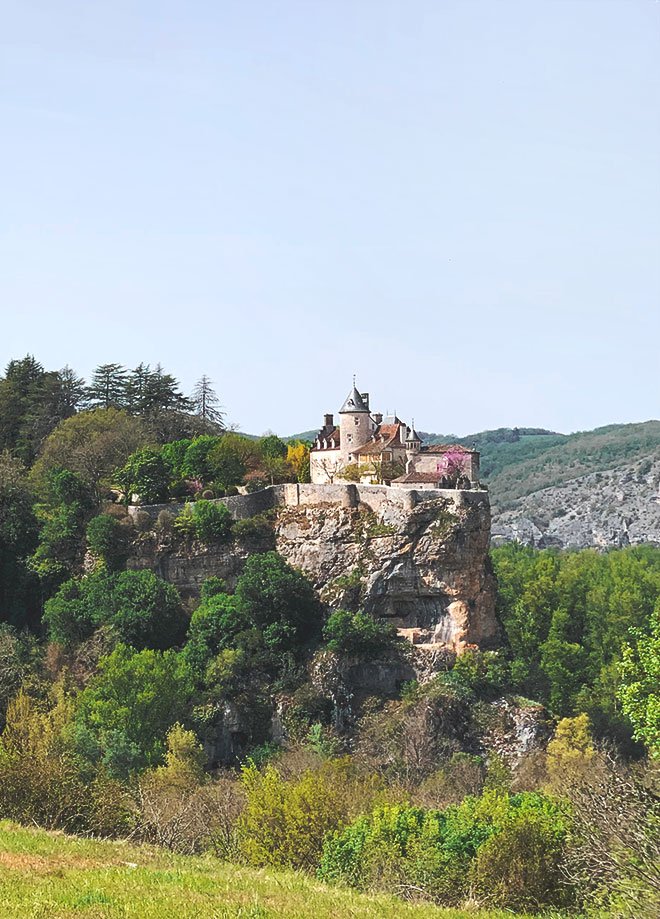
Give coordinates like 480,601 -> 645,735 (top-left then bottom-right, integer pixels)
276,492 -> 498,651
492,456 -> 660,549
127,486 -> 499,652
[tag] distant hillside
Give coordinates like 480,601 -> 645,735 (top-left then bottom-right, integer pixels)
485,422 -> 660,512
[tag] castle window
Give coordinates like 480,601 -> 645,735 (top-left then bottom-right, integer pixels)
347,433 -> 352,443
354,418 -> 359,425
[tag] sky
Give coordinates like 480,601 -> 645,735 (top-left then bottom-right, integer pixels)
1,0 -> 659,437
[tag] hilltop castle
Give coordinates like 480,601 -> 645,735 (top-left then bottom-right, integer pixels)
310,382 -> 480,488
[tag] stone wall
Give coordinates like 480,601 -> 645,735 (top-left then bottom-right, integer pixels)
129,482 -> 489,524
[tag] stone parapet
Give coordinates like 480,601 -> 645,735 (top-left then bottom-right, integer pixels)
128,483 -> 489,523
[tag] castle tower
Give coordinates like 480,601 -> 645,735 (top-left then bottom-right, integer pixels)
406,421 -> 422,454
338,380 -> 374,465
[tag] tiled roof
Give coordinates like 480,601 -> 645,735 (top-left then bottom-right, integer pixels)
420,443 -> 477,454
392,471 -> 443,483
351,422 -> 406,456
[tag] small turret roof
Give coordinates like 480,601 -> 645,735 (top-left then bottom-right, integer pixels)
407,425 -> 422,443
339,385 -> 370,414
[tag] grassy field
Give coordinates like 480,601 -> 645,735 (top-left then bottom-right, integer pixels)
0,820 -> 556,919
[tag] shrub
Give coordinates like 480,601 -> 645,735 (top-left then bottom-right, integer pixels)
173,501 -> 232,543
156,509 -> 175,533
191,500 -> 232,542
0,685 -> 134,836
471,805 -> 570,909
323,610 -> 397,655
319,790 -> 570,907
232,513 -> 275,545
237,757 -> 383,870
86,514 -> 128,571
442,649 -> 511,700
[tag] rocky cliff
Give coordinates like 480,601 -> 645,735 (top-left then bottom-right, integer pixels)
492,455 -> 660,549
127,487 -> 499,652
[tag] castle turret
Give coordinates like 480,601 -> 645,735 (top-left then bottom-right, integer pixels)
406,421 -> 422,453
338,380 -> 375,464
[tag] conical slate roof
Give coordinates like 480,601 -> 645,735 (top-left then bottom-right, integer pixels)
339,385 -> 369,414
407,424 -> 422,443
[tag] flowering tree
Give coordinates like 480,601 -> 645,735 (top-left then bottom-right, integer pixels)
436,450 -> 470,486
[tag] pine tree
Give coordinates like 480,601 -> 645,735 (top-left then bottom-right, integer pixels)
141,364 -> 192,416
191,375 -> 225,428
87,364 -> 128,410
124,363 -> 152,414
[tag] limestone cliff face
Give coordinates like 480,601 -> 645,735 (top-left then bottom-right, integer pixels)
126,487 -> 499,652
275,491 -> 498,651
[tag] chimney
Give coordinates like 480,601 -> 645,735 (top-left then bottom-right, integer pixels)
361,392 -> 370,410
324,413 -> 334,427
373,412 -> 383,425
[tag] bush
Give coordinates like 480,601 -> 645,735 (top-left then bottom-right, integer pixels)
191,500 -> 232,542
232,513 -> 275,545
0,685 -> 134,836
156,509 -> 175,533
173,501 -> 232,543
73,645 -> 195,777
86,514 -> 128,571
319,790 -> 570,907
237,757 -> 383,871
323,610 -> 397,655
442,649 -> 511,700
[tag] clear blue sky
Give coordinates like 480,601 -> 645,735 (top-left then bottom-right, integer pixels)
2,0 -> 659,436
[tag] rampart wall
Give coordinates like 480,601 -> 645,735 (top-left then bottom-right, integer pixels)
128,482 -> 488,524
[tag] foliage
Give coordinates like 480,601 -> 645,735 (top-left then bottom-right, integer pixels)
191,375 -> 225,428
0,453 -> 38,625
319,790 -> 570,909
287,441 -> 311,483
235,551 -> 321,652
173,500 -> 233,542
73,645 -> 195,777
442,650 -> 511,701
181,435 -> 221,482
30,408 -> 148,498
43,570 -> 187,650
115,448 -> 171,504
560,750 -> 660,918
323,610 -> 397,656
618,604 -> 660,756
0,684 -> 132,835
190,499 -> 232,542
28,468 -> 93,596
86,514 -> 128,571
232,512 -> 276,545
238,757 -> 383,871
492,542 -> 660,747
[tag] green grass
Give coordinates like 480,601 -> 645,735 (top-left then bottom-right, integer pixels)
0,820 -> 554,919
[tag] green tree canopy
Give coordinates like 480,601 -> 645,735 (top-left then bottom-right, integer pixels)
73,644 -> 194,777
44,569 -> 187,650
